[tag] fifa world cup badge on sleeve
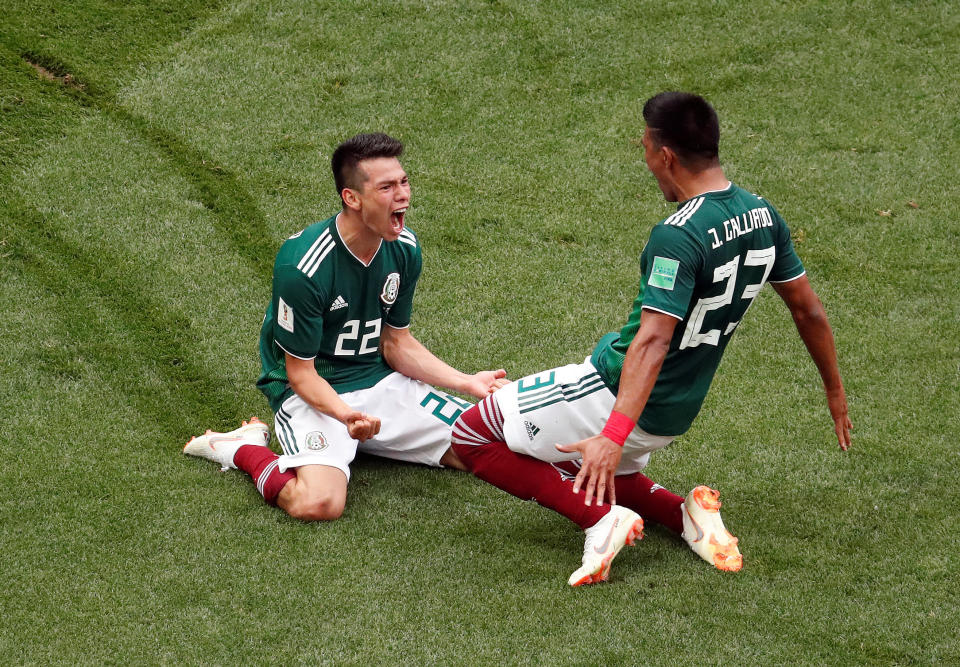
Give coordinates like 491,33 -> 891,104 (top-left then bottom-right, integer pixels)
278,297 -> 295,332
649,256 -> 679,291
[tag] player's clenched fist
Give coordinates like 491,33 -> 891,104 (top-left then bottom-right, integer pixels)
345,411 -> 381,442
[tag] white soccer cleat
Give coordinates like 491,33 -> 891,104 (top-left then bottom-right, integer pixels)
183,417 -> 269,471
681,485 -> 743,572
568,505 -> 644,586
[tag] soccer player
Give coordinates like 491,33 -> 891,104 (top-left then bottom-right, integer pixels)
451,92 -> 852,585
185,133 -> 508,521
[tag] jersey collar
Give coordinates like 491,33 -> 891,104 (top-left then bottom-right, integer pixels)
677,182 -> 733,207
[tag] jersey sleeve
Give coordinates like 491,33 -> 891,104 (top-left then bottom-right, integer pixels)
384,237 -> 423,328
639,224 -> 703,319
271,263 -> 327,359
767,207 -> 806,283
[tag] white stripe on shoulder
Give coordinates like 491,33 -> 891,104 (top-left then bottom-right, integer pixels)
305,242 -> 335,277
662,199 -> 696,227
664,197 -> 704,227
301,235 -> 334,277
677,196 -> 705,226
398,229 -> 418,247
296,229 -> 332,273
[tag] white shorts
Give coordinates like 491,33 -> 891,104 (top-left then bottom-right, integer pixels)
273,372 -> 473,480
495,358 -> 675,475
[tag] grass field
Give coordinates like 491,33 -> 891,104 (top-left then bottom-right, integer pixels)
2,0 -> 958,663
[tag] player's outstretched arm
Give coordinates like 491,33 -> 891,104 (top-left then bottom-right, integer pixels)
771,276 -> 852,450
380,325 -> 508,398
285,353 -> 381,441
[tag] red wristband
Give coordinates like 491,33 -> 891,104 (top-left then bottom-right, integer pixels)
601,410 -> 635,447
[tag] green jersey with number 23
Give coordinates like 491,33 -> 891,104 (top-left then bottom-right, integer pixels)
257,214 -> 422,413
592,183 -> 805,436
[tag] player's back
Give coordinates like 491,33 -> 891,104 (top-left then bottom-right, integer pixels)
675,184 -> 794,348
593,183 -> 805,436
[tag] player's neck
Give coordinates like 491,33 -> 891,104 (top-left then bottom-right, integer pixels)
336,210 -> 381,265
674,166 -> 730,201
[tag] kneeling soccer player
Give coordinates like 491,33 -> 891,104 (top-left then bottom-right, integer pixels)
451,92 -> 852,585
184,133 -> 507,521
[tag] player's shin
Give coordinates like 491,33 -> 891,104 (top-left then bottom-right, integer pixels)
451,402 -> 608,530
613,472 -> 684,534
234,445 -> 296,506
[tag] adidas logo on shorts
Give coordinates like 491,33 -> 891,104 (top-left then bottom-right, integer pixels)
524,420 -> 541,441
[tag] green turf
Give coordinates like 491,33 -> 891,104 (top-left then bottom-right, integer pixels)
2,0 -> 958,663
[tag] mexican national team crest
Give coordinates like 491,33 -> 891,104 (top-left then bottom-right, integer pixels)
305,431 -> 329,451
381,272 -> 400,305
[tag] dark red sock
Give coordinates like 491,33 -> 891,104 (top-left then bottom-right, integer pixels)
452,402 -> 608,530
614,472 -> 684,534
234,445 -> 296,506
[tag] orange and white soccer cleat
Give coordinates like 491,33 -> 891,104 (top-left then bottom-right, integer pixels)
681,485 -> 743,572
568,505 -> 644,586
183,417 -> 270,471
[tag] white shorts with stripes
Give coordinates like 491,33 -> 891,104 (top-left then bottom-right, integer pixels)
494,358 -> 675,475
273,372 -> 472,480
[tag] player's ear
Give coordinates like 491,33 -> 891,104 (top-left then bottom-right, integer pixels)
661,145 -> 676,170
342,187 -> 362,211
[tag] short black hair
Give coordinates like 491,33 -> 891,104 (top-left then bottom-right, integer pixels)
331,133 -> 404,202
642,92 -> 720,168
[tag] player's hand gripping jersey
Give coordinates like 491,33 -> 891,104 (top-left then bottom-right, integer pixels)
257,214 -> 422,412
592,184 -> 805,436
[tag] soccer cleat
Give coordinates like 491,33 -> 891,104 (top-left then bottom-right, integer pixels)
183,417 -> 270,471
568,505 -> 644,587
681,485 -> 743,572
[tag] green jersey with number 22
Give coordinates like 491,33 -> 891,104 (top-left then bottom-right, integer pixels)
592,183 -> 805,436
257,214 -> 422,413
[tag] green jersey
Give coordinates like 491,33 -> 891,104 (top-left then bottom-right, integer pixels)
592,183 -> 805,436
257,214 -> 422,412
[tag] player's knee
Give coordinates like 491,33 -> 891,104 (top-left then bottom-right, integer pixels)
440,445 -> 469,471
448,439 -> 469,464
450,438 -> 484,475
286,491 -> 346,522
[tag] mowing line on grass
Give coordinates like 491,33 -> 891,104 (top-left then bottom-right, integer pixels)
2,198 -> 248,434
16,47 -> 274,275
1,41 -> 277,433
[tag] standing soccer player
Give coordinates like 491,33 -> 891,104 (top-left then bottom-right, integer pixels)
185,133 -> 507,521
451,92 -> 851,585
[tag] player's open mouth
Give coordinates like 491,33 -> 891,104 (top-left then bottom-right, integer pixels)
391,207 -> 406,233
